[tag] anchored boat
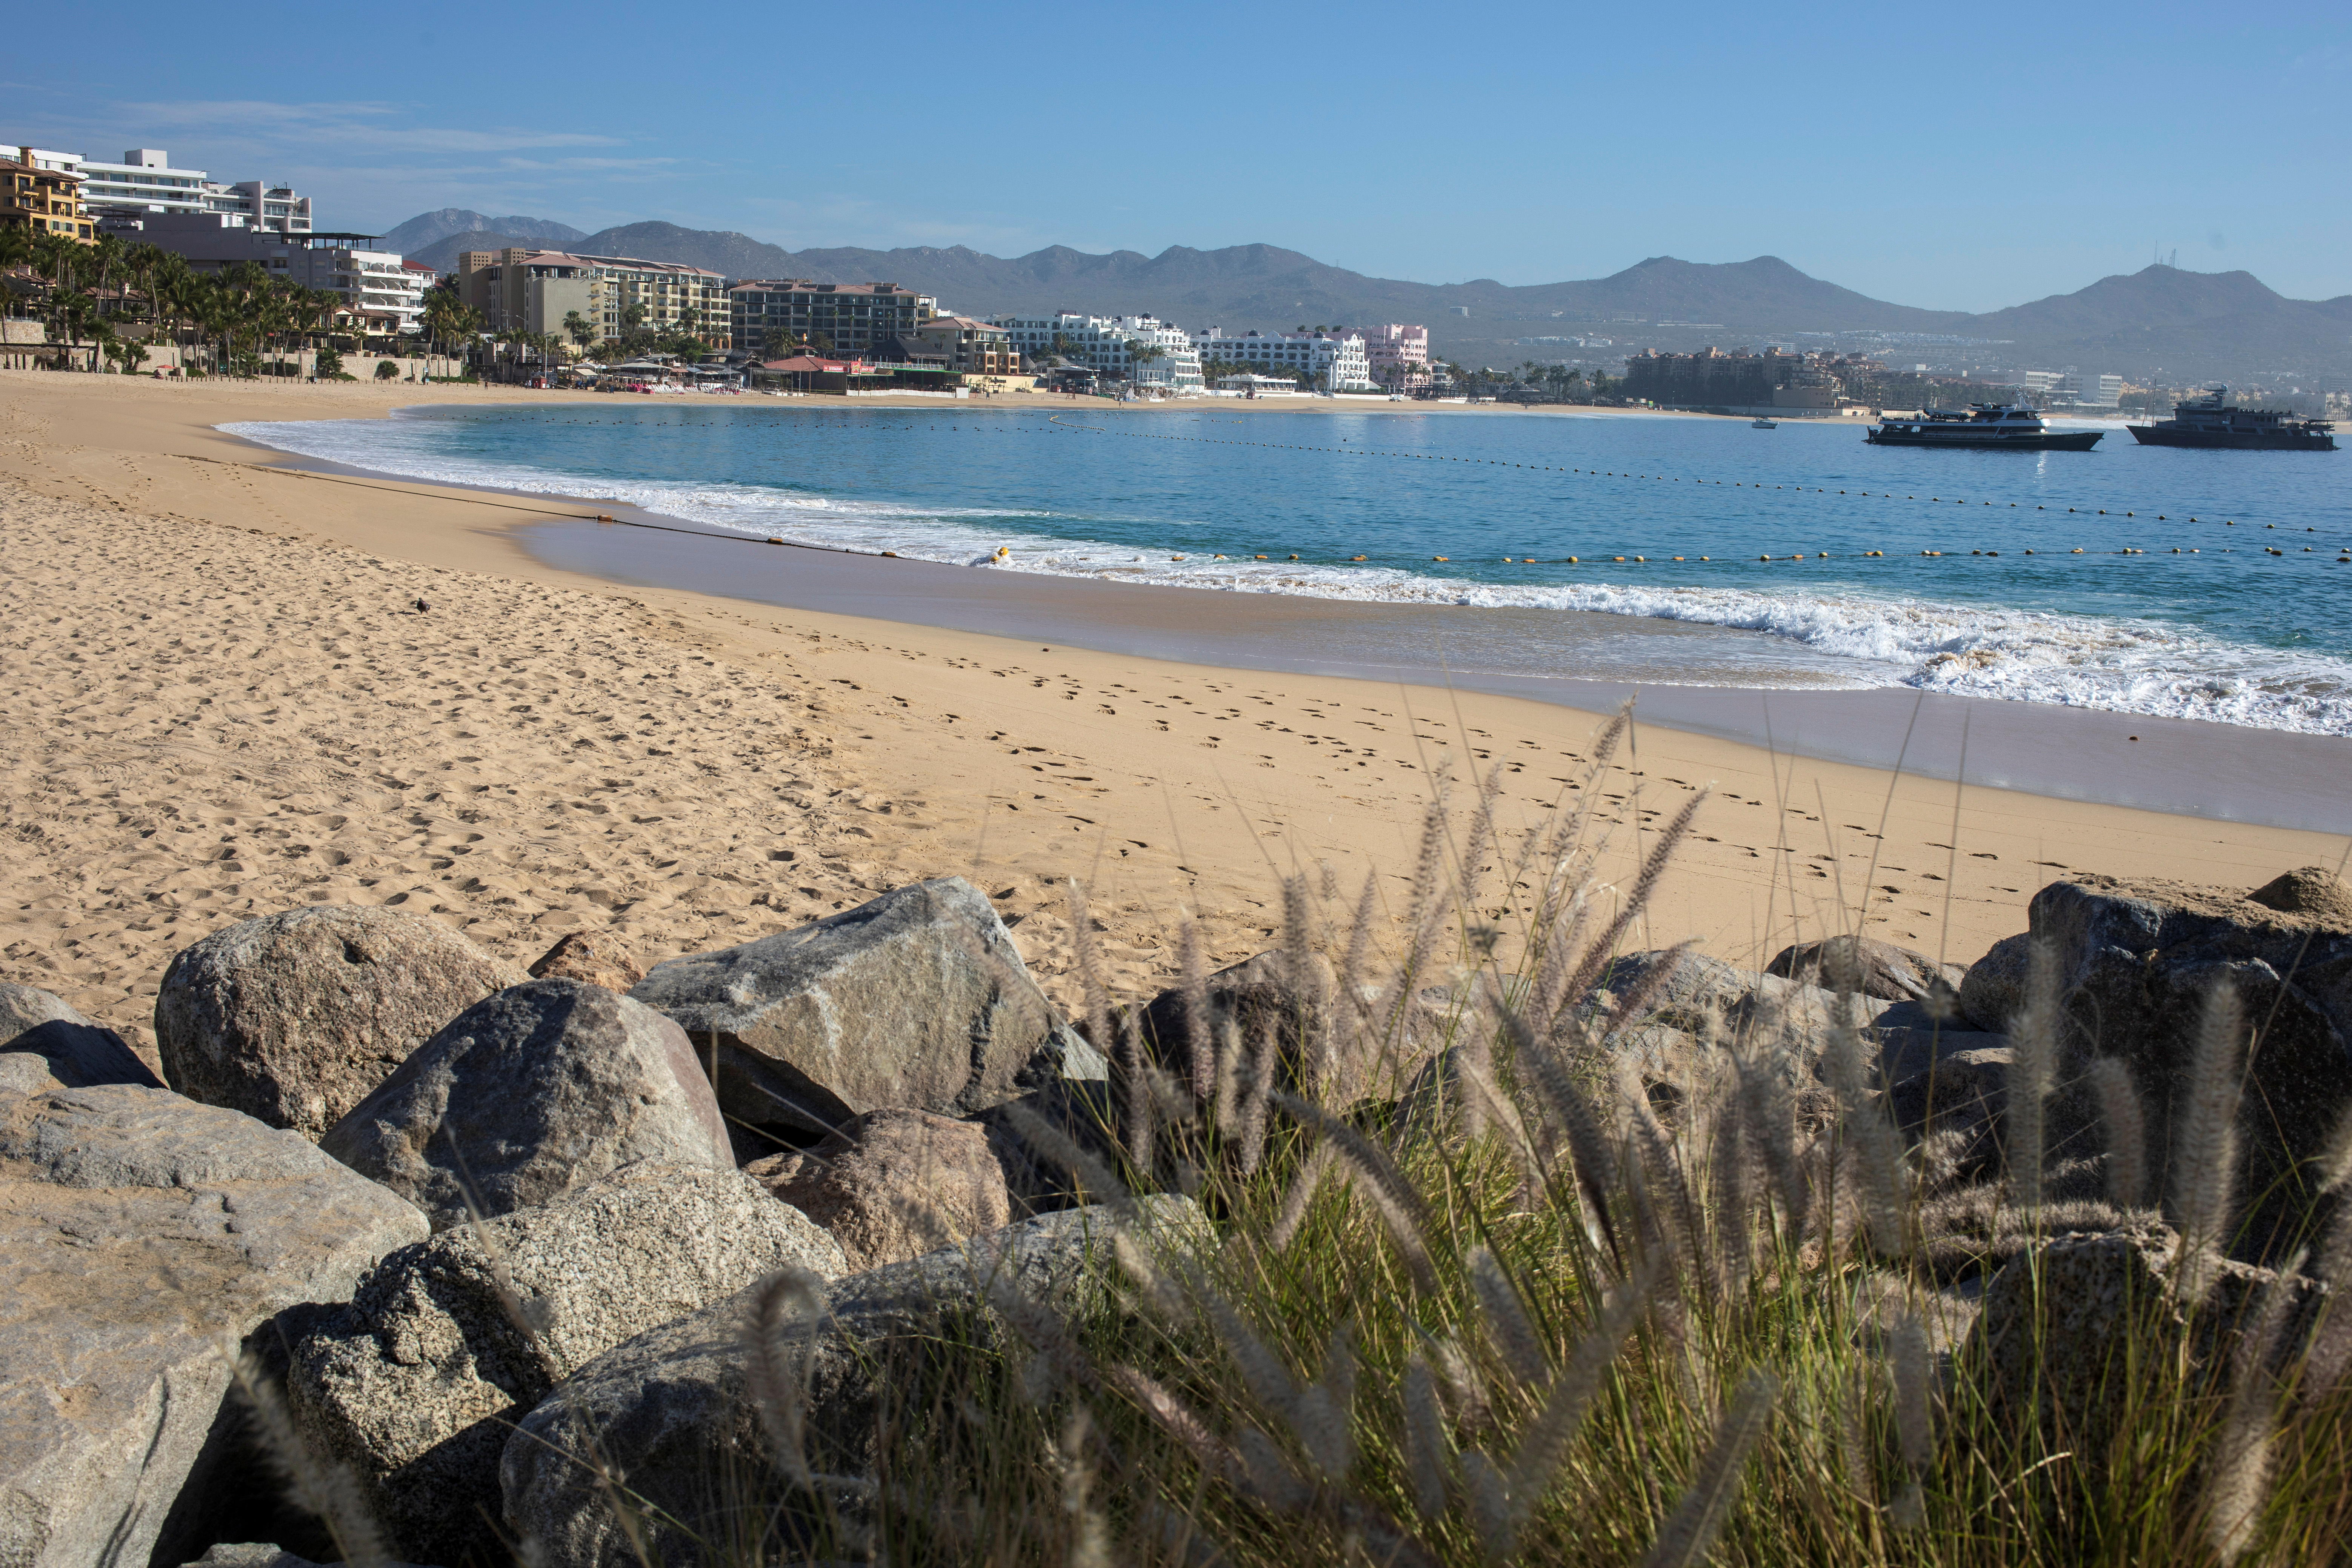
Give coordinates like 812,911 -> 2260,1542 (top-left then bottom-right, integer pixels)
2127,389 -> 2336,451
1865,405 -> 2103,450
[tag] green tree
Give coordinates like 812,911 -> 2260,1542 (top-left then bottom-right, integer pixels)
375,359 -> 401,380
563,309 -> 596,355
761,322 -> 801,360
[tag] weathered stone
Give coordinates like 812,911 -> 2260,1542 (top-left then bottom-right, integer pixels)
0,980 -> 162,1089
280,1162 -> 844,1568
1766,935 -> 1967,1003
0,1085 -> 426,1568
752,1108 -> 1012,1272
178,1546 -> 436,1568
1964,1229 -> 2321,1478
628,877 -> 1072,1138
526,930 -> 645,994
155,906 -> 527,1140
968,1077 -> 1123,1215
1958,932 -> 2033,1033
1131,949 -> 1363,1102
1592,949 -> 1889,1048
501,1198 -> 1204,1568
2249,864 -> 2352,925
320,979 -> 730,1231
2027,874 -> 2352,1253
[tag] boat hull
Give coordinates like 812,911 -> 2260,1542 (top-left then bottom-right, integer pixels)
2126,425 -> 2337,451
1864,429 -> 2103,450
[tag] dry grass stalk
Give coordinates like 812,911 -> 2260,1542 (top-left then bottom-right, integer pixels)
1639,1368 -> 1779,1568
1058,1407 -> 1112,1568
2174,977 -> 2247,1302
2205,1253 -> 2302,1563
2006,939 -> 2060,1215
1402,1352 -> 1451,1520
217,1339 -> 390,1568
741,1267 -> 827,1488
1486,1263 -> 1658,1559
2086,1057 -> 2149,1210
1469,1245 -> 1549,1388
1273,1091 -> 1440,1297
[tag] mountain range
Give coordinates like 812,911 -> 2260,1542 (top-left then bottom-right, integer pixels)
386,211 -> 2352,381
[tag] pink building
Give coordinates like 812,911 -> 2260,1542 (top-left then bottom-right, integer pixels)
1354,323 -> 1430,389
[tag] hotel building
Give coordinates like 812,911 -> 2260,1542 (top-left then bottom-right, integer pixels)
15,148 -> 312,235
3,148 -> 92,242
989,313 -> 1204,392
911,315 -> 1019,377
1354,323 -> 1430,389
731,280 -> 934,360
134,214 -> 429,334
1190,328 -> 1376,392
461,249 -> 733,349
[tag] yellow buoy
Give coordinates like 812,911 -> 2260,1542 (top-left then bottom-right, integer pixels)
1351,554 -> 1367,561
881,550 -> 899,558
1433,555 -> 1449,562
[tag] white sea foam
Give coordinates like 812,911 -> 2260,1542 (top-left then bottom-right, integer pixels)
222,415 -> 2352,737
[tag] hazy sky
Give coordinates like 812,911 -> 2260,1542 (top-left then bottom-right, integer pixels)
9,1 -> 2347,312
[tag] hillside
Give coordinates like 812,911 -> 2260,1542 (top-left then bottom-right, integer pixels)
385,209 -> 2350,379
380,209 -> 586,256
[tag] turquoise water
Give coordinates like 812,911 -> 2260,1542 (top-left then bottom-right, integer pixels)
226,402 -> 2352,734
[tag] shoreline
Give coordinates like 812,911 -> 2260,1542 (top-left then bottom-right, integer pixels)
239,393 -> 2348,833
4,369 -> 2346,1052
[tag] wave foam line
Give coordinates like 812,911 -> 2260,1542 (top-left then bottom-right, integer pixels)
222,416 -> 2352,737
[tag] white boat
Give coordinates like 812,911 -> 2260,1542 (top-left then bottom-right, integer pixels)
1752,418 -> 1777,429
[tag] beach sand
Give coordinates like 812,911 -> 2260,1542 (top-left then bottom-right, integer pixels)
4,369 -> 2342,1068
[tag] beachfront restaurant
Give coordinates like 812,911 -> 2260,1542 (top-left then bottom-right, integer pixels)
751,354 -> 962,395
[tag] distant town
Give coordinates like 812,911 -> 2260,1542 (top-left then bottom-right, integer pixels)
7,140 -> 2346,421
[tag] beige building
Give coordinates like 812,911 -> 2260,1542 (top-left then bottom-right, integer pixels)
912,315 -> 1017,377
729,280 -> 933,360
460,249 -> 731,349
3,148 -> 92,243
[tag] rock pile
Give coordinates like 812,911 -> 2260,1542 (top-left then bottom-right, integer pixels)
5,877 -> 1143,1567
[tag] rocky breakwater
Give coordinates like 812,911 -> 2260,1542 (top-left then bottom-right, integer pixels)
0,980 -> 426,1568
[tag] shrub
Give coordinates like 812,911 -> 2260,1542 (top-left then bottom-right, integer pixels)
375,360 -> 401,381
226,708 -> 2352,1565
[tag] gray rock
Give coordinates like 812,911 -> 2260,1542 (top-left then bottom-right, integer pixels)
501,1198 -> 1203,1568
1958,932 -> 2032,1033
155,906 -> 527,1140
1766,935 -> 1967,1003
0,980 -> 162,1089
628,877 -> 1069,1137
178,1546 -> 437,1568
1964,1229 -> 2321,1482
2027,874 -> 2352,1252
750,1108 -> 1013,1272
1131,949 -> 1355,1102
526,930 -> 645,993
0,1085 -> 426,1568
320,979 -> 731,1231
1592,949 -> 1889,1049
0,1053 -> 66,1095
281,1162 -> 845,1568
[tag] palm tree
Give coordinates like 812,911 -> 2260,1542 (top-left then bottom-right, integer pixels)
563,310 -> 595,357
762,322 -> 801,361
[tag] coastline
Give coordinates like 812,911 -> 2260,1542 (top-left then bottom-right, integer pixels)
4,368 -> 2344,1057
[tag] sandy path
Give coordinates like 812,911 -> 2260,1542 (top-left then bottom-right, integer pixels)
3,371 -> 2342,1064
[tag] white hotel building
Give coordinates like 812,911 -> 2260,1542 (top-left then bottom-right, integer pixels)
990,312 -> 1204,393
27,148 -> 314,234
1191,328 -> 1377,392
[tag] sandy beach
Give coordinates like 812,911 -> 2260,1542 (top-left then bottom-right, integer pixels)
4,369 -> 2343,1068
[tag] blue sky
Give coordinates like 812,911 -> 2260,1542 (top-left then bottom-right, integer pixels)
8,1 -> 2347,312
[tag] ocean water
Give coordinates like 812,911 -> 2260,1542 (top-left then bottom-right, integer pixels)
225,402 -> 2352,735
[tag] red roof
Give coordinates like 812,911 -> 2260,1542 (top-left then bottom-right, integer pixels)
761,355 -> 859,373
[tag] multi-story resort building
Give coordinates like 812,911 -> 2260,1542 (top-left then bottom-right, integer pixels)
131,214 -> 429,334
460,249 -> 733,349
730,280 -> 934,360
3,148 -> 92,242
911,315 -> 1019,377
990,313 -> 1205,393
1191,328 -> 1376,392
1355,323 -> 1431,390
15,148 -> 312,235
